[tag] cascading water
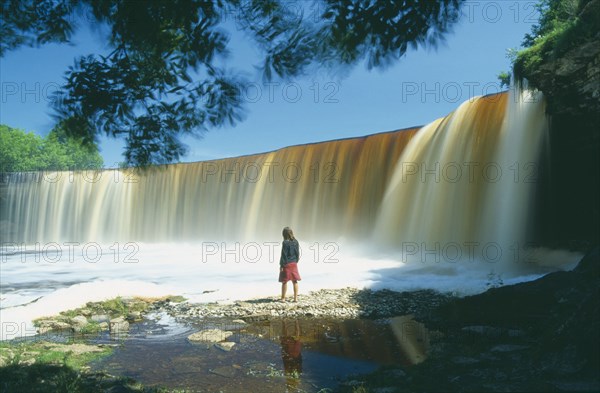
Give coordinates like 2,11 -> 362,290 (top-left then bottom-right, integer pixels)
2,127 -> 419,243
3,89 -> 547,254
2,88 -> 582,340
374,89 -> 549,270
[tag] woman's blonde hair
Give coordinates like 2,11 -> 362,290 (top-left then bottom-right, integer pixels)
282,227 -> 295,241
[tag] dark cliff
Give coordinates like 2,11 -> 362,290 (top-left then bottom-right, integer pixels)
517,0 -> 600,247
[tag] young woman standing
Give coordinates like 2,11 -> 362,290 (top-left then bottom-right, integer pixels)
279,227 -> 301,302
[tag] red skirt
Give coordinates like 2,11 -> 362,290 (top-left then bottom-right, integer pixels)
279,262 -> 301,283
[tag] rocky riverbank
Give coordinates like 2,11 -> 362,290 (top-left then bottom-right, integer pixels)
29,289 -> 454,338
152,287 -> 454,322
337,248 -> 600,392
12,249 -> 599,393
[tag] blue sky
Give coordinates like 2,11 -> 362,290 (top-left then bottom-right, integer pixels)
0,2 -> 538,167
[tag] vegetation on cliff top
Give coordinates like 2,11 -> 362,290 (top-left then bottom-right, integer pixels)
512,0 -> 599,85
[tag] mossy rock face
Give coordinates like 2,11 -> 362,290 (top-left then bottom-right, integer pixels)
514,0 -> 600,117
512,1 -> 600,248
33,295 -> 186,336
36,320 -> 73,335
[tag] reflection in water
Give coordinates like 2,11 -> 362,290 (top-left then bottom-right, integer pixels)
91,315 -> 430,392
280,320 -> 303,392
389,316 -> 430,365
268,317 -> 428,367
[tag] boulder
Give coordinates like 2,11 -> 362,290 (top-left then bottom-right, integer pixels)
71,316 -> 89,332
188,329 -> 233,343
91,314 -> 110,323
215,342 -> 236,351
37,320 -> 72,334
126,311 -> 143,322
109,317 -> 130,335
209,365 -> 237,378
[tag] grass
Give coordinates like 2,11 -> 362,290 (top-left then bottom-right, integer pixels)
1,295 -> 200,392
57,296 -> 140,319
0,340 -> 112,392
0,339 -> 194,392
34,295 -> 188,332
0,340 -> 112,369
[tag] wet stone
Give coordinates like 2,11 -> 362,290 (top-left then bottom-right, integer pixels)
215,342 -> 236,351
242,314 -> 270,322
209,365 -> 238,378
462,325 -> 504,337
71,315 -> 89,331
91,314 -> 110,323
490,344 -> 530,352
451,356 -> 480,364
188,329 -> 233,343
110,317 -> 130,335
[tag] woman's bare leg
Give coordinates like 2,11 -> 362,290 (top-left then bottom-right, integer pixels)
281,282 -> 288,301
293,281 -> 298,302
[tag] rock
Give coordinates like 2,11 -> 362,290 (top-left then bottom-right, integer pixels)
45,343 -> 105,355
231,319 -> 246,324
91,314 -> 110,323
19,357 -> 36,366
507,329 -> 525,338
373,388 -> 397,393
242,314 -> 269,322
71,315 -> 88,324
120,296 -> 135,305
127,311 -> 143,322
109,317 -> 130,335
461,325 -> 503,337
71,315 -> 89,332
37,320 -> 72,334
490,344 -> 530,353
99,322 -> 110,331
215,342 -> 236,351
551,381 -> 600,392
451,356 -> 480,365
209,365 -> 237,378
37,327 -> 50,335
188,329 -> 233,343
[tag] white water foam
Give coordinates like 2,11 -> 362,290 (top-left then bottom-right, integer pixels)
0,241 -> 582,340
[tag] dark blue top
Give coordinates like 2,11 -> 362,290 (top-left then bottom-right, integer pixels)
280,239 -> 300,267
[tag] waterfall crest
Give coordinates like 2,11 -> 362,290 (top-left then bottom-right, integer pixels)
4,89 -> 548,261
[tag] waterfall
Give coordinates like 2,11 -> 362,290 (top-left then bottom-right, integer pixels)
2,128 -> 418,243
374,89 -> 548,267
3,89 -> 548,264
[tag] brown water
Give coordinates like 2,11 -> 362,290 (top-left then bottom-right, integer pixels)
5,90 -> 549,259
91,313 -> 429,392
